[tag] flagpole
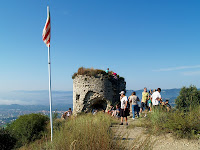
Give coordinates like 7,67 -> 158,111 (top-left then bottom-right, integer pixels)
48,45 -> 53,142
43,5 -> 53,141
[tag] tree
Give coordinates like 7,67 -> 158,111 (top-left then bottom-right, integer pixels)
175,85 -> 200,110
0,128 -> 16,150
6,113 -> 49,148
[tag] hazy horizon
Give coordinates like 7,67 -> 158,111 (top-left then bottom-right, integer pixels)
0,88 -> 184,105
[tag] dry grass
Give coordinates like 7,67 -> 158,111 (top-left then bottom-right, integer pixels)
143,106 -> 200,139
20,113 -> 124,150
72,67 -> 106,79
130,135 -> 155,150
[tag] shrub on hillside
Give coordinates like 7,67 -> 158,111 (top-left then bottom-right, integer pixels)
146,107 -> 200,139
175,85 -> 200,110
0,128 -> 16,150
6,113 -> 49,148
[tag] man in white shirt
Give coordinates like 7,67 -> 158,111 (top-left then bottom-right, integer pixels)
151,88 -> 162,107
119,91 -> 128,125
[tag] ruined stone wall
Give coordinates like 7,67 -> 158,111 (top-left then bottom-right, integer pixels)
73,74 -> 126,115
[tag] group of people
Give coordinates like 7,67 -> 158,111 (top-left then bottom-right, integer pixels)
106,68 -> 118,80
108,87 -> 171,125
108,104 -> 121,118
61,84 -> 172,126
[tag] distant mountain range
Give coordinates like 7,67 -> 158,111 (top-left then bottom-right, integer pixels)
0,104 -> 73,111
0,88 -> 182,108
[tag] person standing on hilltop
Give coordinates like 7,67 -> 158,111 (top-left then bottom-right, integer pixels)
129,92 -> 140,120
151,88 -> 162,108
106,68 -> 109,74
119,91 -> 128,125
140,87 -> 149,117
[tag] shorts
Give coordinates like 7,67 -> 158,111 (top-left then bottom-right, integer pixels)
120,108 -> 128,117
141,102 -> 148,110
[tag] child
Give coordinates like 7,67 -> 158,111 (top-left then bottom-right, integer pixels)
148,90 -> 152,112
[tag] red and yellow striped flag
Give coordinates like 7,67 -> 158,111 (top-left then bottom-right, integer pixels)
42,6 -> 50,47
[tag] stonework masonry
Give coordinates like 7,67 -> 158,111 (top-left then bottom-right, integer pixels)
73,74 -> 126,115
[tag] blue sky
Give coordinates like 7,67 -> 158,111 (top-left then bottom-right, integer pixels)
0,0 -> 200,92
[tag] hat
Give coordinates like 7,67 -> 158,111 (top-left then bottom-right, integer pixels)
119,91 -> 125,94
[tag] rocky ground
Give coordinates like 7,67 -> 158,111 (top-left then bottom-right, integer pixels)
111,117 -> 200,150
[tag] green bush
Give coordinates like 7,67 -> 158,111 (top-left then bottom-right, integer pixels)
6,113 -> 49,148
175,85 -> 200,110
0,128 -> 16,150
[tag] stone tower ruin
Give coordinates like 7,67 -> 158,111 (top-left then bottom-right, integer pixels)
73,70 -> 126,115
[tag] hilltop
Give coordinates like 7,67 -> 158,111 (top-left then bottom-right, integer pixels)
6,107 -> 200,150
2,85 -> 200,150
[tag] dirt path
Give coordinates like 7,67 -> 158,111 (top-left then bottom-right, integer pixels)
111,118 -> 200,150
